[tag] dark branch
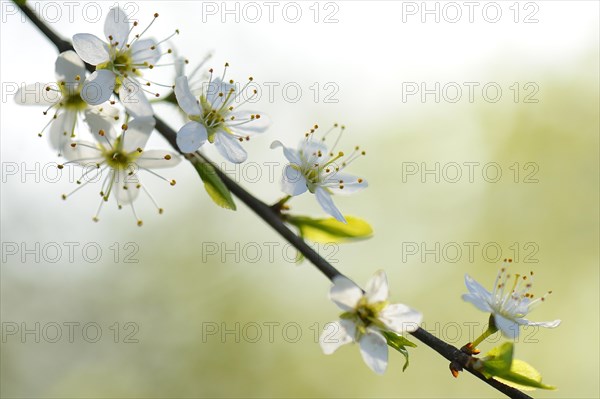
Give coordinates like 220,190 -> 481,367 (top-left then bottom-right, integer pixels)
13,3 -> 532,398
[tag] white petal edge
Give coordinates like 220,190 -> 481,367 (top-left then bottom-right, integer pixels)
494,313 -> 520,339
281,165 -> 307,196
329,275 -> 362,311
72,33 -> 110,65
214,131 -> 247,163
518,319 -> 561,329
49,111 -> 77,153
55,50 -> 87,83
270,140 -> 302,165
315,187 -> 346,223
130,38 -> 161,66
359,330 -> 389,375
81,70 -> 115,105
174,76 -> 202,116
228,111 -> 270,135
119,79 -> 153,118
326,173 -> 368,196
137,150 -> 182,169
461,293 -> 493,313
114,170 -> 141,206
319,320 -> 355,355
14,83 -> 57,106
365,270 -> 389,303
176,121 -> 207,153
84,109 -> 117,142
464,274 -> 492,301
104,7 -> 130,46
61,140 -> 102,164
122,117 -> 156,153
379,303 -> 423,334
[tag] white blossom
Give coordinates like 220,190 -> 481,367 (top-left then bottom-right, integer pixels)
320,270 -> 422,374
60,115 -> 180,225
271,124 -> 367,223
462,259 -> 561,339
174,66 -> 268,162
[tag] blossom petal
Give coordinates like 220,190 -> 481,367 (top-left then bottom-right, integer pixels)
205,78 -> 235,109
359,330 -> 388,375
214,131 -> 247,163
517,318 -> 561,329
119,79 -> 153,118
88,102 -> 120,120
464,274 -> 492,301
228,111 -> 270,135
104,7 -> 130,46
176,121 -> 207,153
379,303 -> 423,334
137,150 -> 181,169
326,173 -> 368,195
270,140 -> 301,165
55,50 -> 86,83
114,171 -> 141,206
73,33 -> 110,65
461,293 -> 493,313
49,111 -> 77,153
174,76 -> 201,116
315,187 -> 346,223
365,270 -> 389,303
300,140 -> 328,164
14,83 -> 56,105
84,109 -> 117,142
329,275 -> 362,311
281,165 -> 307,196
61,140 -> 102,164
319,320 -> 355,355
130,38 -> 161,66
494,313 -> 520,339
81,70 -> 115,105
122,117 -> 155,152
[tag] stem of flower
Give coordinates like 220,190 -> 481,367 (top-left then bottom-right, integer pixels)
471,325 -> 498,349
14,3 -> 532,399
470,314 -> 500,349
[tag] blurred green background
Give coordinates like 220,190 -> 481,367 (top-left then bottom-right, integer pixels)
1,1 -> 598,398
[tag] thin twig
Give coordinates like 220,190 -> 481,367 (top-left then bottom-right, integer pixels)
12,3 -> 533,398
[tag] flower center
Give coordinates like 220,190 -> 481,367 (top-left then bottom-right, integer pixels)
113,50 -> 134,74
102,140 -> 140,170
304,167 -> 321,185
58,82 -> 87,111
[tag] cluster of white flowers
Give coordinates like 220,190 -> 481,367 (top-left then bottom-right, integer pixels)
17,6 -> 562,380
17,8 -> 186,225
18,6 -> 369,226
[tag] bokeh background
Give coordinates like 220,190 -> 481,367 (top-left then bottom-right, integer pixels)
1,1 -> 598,397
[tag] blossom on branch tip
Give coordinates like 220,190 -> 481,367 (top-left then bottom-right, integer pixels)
462,259 -> 561,339
320,270 -> 422,374
72,7 -> 179,117
271,124 -> 367,223
59,115 -> 181,225
14,51 -> 118,155
174,65 -> 269,162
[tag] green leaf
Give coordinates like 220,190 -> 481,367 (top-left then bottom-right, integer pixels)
192,157 -> 236,210
286,215 -> 373,243
480,343 -> 556,390
495,359 -> 556,391
383,331 -> 417,372
481,342 -> 513,376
